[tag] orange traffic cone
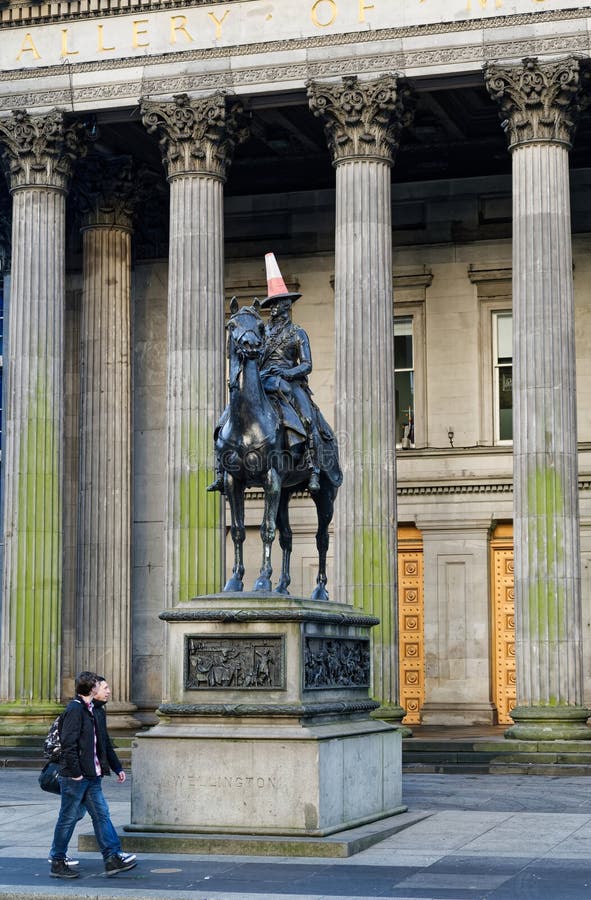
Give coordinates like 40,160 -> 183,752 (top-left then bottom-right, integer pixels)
261,253 -> 302,307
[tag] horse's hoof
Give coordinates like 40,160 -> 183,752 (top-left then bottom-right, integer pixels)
311,585 -> 328,601
224,578 -> 244,592
275,584 -> 290,596
253,577 -> 272,592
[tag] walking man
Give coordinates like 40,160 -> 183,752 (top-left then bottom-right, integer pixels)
48,671 -> 137,879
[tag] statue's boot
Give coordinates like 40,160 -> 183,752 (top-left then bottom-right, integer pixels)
308,470 -> 320,493
207,473 -> 225,493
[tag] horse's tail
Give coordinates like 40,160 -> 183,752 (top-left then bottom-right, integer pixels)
315,409 -> 343,488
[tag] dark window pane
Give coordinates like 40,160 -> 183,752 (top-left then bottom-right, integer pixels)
498,365 -> 512,441
395,371 -> 414,444
394,333 -> 413,370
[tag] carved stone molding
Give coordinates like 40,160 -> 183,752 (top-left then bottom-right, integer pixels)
160,606 -> 380,628
0,30 -> 588,112
140,92 -> 248,181
158,699 -> 380,718
0,1 -> 587,36
0,110 -> 90,192
307,75 -> 414,166
484,56 -> 588,150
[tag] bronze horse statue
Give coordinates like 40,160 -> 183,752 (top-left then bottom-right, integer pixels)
216,298 -> 342,599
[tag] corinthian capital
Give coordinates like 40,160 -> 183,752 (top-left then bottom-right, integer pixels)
485,57 -> 588,149
140,93 -> 249,181
307,75 -> 413,165
74,154 -> 143,231
0,110 -> 90,192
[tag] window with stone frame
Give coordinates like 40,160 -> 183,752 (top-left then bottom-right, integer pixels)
469,264 -> 512,447
392,268 -> 431,450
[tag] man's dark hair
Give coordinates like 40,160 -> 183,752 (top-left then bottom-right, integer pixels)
75,671 -> 99,696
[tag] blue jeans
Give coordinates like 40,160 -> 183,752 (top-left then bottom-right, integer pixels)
50,776 -> 121,862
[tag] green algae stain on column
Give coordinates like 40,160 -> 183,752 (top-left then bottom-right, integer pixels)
351,451 -> 396,707
177,420 -> 222,602
526,466 -> 566,665
13,380 -> 62,706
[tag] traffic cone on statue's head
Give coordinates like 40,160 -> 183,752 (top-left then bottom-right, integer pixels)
261,253 -> 302,307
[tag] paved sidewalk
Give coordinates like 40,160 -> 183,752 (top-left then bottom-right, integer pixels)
2,769 -> 591,899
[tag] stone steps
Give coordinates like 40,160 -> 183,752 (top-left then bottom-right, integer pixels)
402,737 -> 591,775
0,735 -> 133,768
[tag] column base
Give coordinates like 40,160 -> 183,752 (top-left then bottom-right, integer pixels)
371,705 -> 412,737
505,705 -> 591,741
0,702 -> 64,736
103,701 -> 143,731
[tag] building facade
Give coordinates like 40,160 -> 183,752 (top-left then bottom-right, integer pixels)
0,0 -> 590,736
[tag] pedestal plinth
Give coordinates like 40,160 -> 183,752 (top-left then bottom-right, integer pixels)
129,594 -> 403,837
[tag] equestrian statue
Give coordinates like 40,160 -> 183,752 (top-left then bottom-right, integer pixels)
208,253 -> 342,599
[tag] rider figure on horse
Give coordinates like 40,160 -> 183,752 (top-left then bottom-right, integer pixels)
207,253 -> 322,494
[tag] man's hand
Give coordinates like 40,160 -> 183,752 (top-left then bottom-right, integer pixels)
117,771 -> 126,783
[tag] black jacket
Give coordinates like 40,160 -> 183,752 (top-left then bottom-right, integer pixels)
59,696 -> 123,779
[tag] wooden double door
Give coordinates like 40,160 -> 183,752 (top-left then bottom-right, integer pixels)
397,523 -> 515,725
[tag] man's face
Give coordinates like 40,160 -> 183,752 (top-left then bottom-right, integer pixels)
269,298 -> 291,320
93,680 -> 111,702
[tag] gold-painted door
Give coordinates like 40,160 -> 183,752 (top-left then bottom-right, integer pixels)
490,523 -> 516,725
398,526 -> 424,725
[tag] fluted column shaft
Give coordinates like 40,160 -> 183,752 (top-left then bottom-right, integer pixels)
75,157 -> 137,723
141,94 -> 246,606
486,57 -> 591,739
309,76 -> 412,722
166,172 -> 225,602
0,111 -> 87,732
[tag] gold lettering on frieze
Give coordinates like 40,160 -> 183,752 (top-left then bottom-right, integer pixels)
60,29 -> 79,58
358,0 -> 374,21
207,9 -> 230,40
16,33 -> 41,61
132,19 -> 150,49
465,0 -> 503,10
170,16 -> 194,45
311,0 -> 338,28
97,25 -> 115,53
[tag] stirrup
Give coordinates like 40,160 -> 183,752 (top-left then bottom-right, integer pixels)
207,476 -> 225,493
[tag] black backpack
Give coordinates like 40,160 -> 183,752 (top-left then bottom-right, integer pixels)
43,713 -> 63,760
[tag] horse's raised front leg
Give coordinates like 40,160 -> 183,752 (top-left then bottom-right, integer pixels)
223,473 -> 246,592
311,479 -> 335,601
275,489 -> 292,595
253,467 -> 281,592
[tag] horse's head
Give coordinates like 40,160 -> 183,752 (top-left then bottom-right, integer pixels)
227,297 -> 265,360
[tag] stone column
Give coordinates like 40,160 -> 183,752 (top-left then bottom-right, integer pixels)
140,94 -> 246,606
74,155 -> 139,727
308,76 -> 412,725
0,111 -> 87,733
486,57 -> 591,739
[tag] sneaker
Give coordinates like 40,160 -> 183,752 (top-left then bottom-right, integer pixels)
47,855 -> 79,866
104,852 -> 138,876
50,859 -> 80,879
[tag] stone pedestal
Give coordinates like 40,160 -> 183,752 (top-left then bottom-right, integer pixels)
129,594 -> 403,837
